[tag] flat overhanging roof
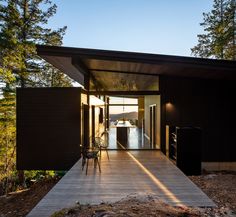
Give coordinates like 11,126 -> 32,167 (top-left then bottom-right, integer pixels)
36,45 -> 236,88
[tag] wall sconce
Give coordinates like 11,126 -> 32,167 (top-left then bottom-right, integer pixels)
166,102 -> 174,111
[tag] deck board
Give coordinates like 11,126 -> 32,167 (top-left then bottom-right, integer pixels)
27,151 -> 215,217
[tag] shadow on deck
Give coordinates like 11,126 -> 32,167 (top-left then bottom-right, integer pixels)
27,151 -> 215,217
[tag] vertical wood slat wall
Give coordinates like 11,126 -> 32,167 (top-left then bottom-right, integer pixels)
16,88 -> 82,170
160,76 -> 236,162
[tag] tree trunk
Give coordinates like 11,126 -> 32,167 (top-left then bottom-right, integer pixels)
17,170 -> 26,187
220,0 -> 225,59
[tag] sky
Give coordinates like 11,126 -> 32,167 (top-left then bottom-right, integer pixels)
48,0 -> 213,57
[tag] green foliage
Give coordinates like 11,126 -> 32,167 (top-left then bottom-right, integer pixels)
0,88 -> 16,194
0,0 -> 72,88
191,0 -> 236,60
24,170 -> 55,187
29,61 -> 73,87
24,170 -> 55,180
55,170 -> 67,177
0,0 -> 72,195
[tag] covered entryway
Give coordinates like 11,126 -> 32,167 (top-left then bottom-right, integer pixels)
98,94 -> 161,150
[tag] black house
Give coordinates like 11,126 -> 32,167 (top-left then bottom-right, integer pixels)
16,45 -> 236,173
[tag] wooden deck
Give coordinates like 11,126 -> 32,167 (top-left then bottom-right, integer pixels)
27,151 -> 215,217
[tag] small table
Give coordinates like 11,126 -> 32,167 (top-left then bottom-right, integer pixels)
116,121 -> 132,146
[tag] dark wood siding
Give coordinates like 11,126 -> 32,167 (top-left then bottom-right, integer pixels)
160,76 -> 236,162
16,88 -> 81,170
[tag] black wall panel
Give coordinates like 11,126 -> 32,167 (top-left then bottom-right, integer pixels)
160,76 -> 236,162
17,88 -> 81,170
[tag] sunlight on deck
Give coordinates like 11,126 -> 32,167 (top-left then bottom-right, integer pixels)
126,151 -> 183,206
118,141 -> 183,205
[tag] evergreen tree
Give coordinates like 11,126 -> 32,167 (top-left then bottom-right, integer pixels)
0,86 -> 16,194
33,64 -> 73,87
0,0 -> 71,89
191,0 -> 236,60
0,0 -> 72,190
225,0 -> 236,59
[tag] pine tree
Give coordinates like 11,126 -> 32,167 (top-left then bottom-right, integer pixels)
0,0 -> 22,85
0,0 -> 72,190
33,65 -> 73,87
224,0 -> 236,59
0,86 -> 16,194
191,0 -> 236,60
0,0 -> 71,88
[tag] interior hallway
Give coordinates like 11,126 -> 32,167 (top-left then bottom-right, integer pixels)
107,127 -> 152,149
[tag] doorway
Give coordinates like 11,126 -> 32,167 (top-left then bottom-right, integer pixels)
88,94 -> 161,150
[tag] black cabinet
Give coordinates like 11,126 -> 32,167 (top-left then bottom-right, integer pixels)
166,126 -> 202,175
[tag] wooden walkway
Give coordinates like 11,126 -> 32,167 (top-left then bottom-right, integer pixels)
27,151 -> 215,217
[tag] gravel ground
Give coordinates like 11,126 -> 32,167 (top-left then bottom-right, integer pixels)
189,172 -> 236,217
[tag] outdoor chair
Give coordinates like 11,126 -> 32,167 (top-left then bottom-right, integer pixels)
94,131 -> 109,160
81,145 -> 101,175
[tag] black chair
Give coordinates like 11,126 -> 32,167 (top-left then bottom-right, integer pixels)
81,145 -> 101,175
94,131 -> 109,160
